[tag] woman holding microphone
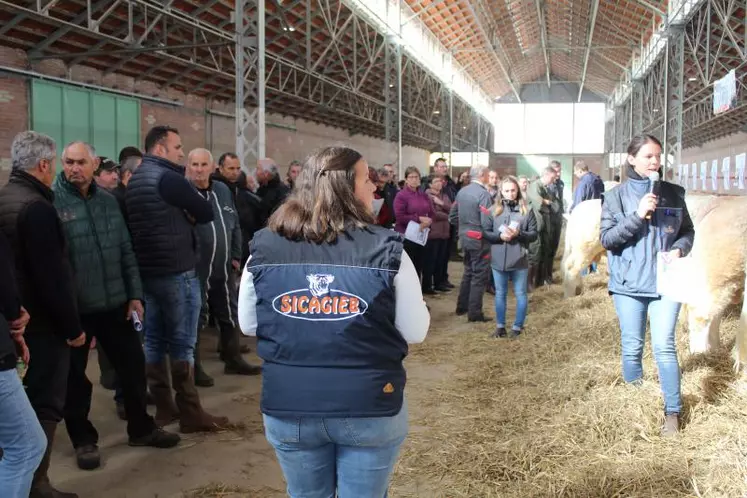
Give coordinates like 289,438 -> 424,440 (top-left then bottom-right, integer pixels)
600,134 -> 694,436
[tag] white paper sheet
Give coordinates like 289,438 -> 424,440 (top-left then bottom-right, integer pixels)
372,198 -> 385,217
736,153 -> 746,190
404,220 -> 429,246
711,160 -> 719,191
692,162 -> 697,188
656,254 -> 700,305
700,161 -> 707,190
683,163 -> 689,189
723,156 -> 731,190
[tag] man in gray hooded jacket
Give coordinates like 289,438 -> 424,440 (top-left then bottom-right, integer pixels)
449,165 -> 494,322
186,149 -> 261,386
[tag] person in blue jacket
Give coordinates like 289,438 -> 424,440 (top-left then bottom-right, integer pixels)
600,134 -> 694,437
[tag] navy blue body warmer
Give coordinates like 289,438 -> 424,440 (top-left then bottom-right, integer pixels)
247,225 -> 407,418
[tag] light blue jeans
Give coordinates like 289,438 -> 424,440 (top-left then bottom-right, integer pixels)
143,270 -> 202,364
493,268 -> 529,331
0,368 -> 47,498
263,402 -> 409,498
612,294 -> 682,414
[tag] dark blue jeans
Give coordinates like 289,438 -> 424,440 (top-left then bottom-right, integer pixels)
143,270 -> 202,364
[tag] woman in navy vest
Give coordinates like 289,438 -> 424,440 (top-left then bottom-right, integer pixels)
483,176 -> 537,339
238,146 -> 430,497
600,134 -> 694,436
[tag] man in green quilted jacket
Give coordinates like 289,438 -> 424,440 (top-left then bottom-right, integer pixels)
53,142 -> 180,471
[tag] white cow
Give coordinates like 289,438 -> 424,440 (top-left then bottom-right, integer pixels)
560,190 -> 719,299
681,196 -> 747,364
561,199 -> 606,298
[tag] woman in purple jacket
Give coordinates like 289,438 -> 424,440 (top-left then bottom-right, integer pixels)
394,167 -> 433,280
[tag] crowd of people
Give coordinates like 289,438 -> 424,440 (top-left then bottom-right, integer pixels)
0,123 -> 630,497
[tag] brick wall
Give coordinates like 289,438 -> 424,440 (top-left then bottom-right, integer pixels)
0,46 -> 430,185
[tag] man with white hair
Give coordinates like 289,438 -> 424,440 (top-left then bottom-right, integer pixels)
0,130 -> 85,498
256,157 -> 290,227
186,148 -> 261,387
127,126 -> 229,434
449,164 -> 494,322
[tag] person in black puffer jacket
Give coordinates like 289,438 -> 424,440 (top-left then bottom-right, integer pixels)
0,229 -> 46,498
484,176 -> 538,339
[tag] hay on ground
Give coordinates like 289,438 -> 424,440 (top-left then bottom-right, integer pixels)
392,260 -> 747,498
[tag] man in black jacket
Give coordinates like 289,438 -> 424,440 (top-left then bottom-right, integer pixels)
0,230 -> 46,498
126,126 -> 229,434
0,130 -> 85,498
213,152 -> 262,266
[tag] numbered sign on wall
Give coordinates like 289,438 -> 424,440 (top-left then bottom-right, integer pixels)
711,160 -> 719,191
723,157 -> 731,190
736,153 -> 746,190
700,161 -> 707,190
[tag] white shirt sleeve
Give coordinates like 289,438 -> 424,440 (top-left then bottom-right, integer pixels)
394,250 -> 430,343
238,258 -> 258,337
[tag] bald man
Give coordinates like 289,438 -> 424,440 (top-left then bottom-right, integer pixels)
186,149 -> 260,387
53,141 -> 180,470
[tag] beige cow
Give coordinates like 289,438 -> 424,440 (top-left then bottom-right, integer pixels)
682,196 -> 747,365
560,190 -> 720,299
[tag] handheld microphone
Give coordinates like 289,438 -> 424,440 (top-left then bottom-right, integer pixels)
645,171 -> 660,220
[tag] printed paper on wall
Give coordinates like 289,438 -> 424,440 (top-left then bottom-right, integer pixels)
723,157 -> 731,190
700,161 -> 707,190
692,163 -> 698,189
735,153 -> 746,190
711,160 -> 719,191
683,163 -> 689,189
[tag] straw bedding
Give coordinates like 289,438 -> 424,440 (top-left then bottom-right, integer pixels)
391,262 -> 747,498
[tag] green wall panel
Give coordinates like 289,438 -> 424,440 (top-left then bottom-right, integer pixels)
30,81 -> 64,164
30,81 -> 140,171
92,93 -> 117,160
63,88 -> 91,148
115,99 -> 140,156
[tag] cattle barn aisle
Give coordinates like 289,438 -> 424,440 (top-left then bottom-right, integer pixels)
49,260 -> 745,497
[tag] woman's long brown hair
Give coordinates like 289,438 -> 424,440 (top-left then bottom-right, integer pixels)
493,175 -> 528,216
268,146 -> 375,243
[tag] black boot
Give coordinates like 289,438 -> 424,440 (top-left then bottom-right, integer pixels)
30,421 -> 78,498
220,322 -> 261,376
194,332 -> 214,387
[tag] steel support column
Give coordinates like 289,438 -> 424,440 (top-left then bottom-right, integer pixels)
235,0 -> 265,173
665,27 -> 685,177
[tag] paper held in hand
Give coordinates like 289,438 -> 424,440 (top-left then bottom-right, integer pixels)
656,253 -> 700,305
498,220 -> 520,234
372,198 -> 385,217
404,220 -> 429,246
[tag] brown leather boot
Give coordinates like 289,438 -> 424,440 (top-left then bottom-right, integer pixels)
171,360 -> 229,434
145,361 -> 179,427
30,421 -> 78,498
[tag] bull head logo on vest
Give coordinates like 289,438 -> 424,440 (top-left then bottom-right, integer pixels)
272,273 -> 369,321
